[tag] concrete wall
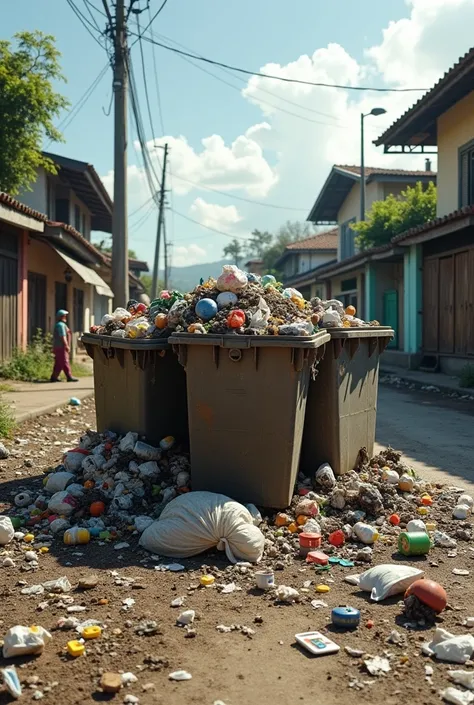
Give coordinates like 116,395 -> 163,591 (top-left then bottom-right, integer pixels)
284,251 -> 335,277
329,268 -> 365,313
437,90 -> 474,217
26,238 -> 94,350
337,181 -> 388,260
69,193 -> 92,241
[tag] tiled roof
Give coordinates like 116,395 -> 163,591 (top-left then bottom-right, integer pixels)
0,192 -> 48,222
286,228 -> 338,251
374,47 -> 474,147
392,205 -> 474,244
335,165 -> 437,178
46,221 -> 108,264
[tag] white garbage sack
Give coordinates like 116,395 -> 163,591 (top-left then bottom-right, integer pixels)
3,626 -> 52,658
0,517 -> 14,546
345,564 -> 424,602
139,491 -> 265,564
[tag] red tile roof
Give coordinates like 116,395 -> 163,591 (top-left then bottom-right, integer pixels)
0,192 -> 48,222
286,228 -> 338,251
374,47 -> 474,147
46,221 -> 108,264
392,205 -> 474,244
335,165 -> 437,178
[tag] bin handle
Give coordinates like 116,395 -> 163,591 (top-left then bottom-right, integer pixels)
229,349 -> 242,362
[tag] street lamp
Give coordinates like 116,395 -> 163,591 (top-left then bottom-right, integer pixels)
360,107 -> 387,221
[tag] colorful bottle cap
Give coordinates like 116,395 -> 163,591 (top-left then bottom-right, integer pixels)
200,575 -> 215,587
67,640 -> 85,657
331,607 -> 360,629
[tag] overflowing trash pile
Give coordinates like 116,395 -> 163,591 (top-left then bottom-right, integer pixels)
2,430 -> 191,548
88,265 -> 380,339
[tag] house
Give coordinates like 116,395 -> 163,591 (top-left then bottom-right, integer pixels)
374,47 -> 474,373
302,164 -> 437,348
276,229 -> 338,299
244,258 -> 264,276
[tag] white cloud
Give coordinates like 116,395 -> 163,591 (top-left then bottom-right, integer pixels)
190,197 -> 242,232
171,243 -> 208,267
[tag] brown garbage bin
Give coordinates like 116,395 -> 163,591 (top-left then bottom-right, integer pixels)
300,327 -> 394,477
170,331 -> 330,508
82,333 -> 188,446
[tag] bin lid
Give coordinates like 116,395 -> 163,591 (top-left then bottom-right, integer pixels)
81,332 -> 171,350
169,330 -> 330,349
326,326 -> 394,340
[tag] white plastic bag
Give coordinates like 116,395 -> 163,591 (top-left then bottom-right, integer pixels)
64,451 -> 88,472
0,516 -> 14,546
139,491 -> 265,564
315,463 -> 336,489
406,519 -> 427,533
422,628 -> 474,664
44,472 -> 75,494
353,522 -> 379,544
47,491 -> 76,516
119,432 -> 138,452
345,564 -> 424,602
216,265 -> 248,294
248,297 -> 270,330
3,626 -> 52,658
441,687 -> 474,705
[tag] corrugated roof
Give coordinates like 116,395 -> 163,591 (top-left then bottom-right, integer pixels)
286,228 -> 338,251
0,192 -> 48,222
374,47 -> 474,148
335,165 -> 437,178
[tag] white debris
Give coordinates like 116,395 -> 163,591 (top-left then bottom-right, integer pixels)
169,671 -> 192,681
155,563 -> 185,572
441,687 -> 474,705
345,647 -> 365,658
67,605 -> 87,613
453,569 -> 470,576
2,626 -> 52,658
114,542 -> 130,550
170,597 -> 185,608
24,551 -> 37,562
123,696 -> 139,705
220,582 -> 240,594
21,585 -> 44,596
406,519 -> 427,533
387,630 -> 405,645
434,531 -> 457,548
121,673 -> 138,685
364,656 -> 391,676
121,598 -> 135,611
422,628 -> 474,664
0,517 -> 14,545
453,505 -> 471,520
177,610 -> 195,626
3,557 -> 15,567
425,665 -> 434,677
216,625 -> 233,633
449,671 -> 474,690
274,585 -> 299,603
311,600 -> 328,609
43,577 -> 72,593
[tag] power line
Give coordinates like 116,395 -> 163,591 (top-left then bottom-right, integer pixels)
84,0 -> 107,17
148,8 -> 166,136
134,32 -> 429,93
131,0 -> 169,46
171,173 -> 309,211
171,208 -> 250,241
66,0 -> 107,49
135,13 -> 160,154
82,0 -> 102,32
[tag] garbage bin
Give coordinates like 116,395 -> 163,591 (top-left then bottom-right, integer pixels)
170,331 -> 330,508
82,333 -> 188,446
300,327 -> 394,477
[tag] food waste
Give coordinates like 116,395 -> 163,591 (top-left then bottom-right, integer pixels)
88,265 -> 381,339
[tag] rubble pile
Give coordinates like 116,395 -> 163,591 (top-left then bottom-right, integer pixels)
4,430 -> 191,546
88,265 -> 381,339
259,448 -> 472,567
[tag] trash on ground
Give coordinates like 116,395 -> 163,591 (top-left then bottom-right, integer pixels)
169,670 -> 192,681
422,628 -> 474,663
3,626 -> 52,658
441,687 -> 474,705
331,607 -> 360,629
295,631 -> 340,656
364,656 -> 391,676
1,666 -> 22,699
345,564 -> 424,602
449,671 -> 474,690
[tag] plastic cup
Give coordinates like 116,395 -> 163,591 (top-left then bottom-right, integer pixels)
255,570 -> 275,590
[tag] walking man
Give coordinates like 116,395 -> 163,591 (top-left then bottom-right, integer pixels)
50,310 -> 78,382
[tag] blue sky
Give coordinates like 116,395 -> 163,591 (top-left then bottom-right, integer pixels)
4,0 -> 474,270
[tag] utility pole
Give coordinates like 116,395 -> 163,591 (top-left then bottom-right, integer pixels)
151,142 -> 168,299
111,0 -> 129,305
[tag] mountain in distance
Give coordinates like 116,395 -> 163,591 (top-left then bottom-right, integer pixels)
162,258 -> 230,291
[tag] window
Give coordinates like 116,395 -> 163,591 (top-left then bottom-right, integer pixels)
73,288 -> 84,333
459,139 -> 474,207
74,205 -> 81,231
82,213 -> 88,239
55,282 -> 68,314
340,218 -> 356,260
337,277 -> 357,311
338,293 -> 358,310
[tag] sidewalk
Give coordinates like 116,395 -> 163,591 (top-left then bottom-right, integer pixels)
379,363 -> 472,396
3,377 -> 95,423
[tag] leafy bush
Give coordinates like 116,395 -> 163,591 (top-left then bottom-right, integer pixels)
0,330 -> 89,382
0,397 -> 15,438
459,364 -> 474,389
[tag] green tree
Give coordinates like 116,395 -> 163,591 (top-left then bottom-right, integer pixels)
261,220 -> 317,275
0,31 -> 69,195
223,238 -> 244,266
352,181 -> 437,250
246,229 -> 273,258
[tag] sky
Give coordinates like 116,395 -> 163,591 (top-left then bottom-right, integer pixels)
4,0 -> 474,271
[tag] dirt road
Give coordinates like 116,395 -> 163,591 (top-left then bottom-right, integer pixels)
376,383 -> 474,492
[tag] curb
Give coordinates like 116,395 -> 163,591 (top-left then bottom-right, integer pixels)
379,367 -> 466,397
13,390 -> 95,424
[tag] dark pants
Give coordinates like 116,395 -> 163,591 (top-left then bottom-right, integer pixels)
52,346 -> 72,380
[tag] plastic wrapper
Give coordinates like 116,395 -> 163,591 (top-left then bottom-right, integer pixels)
3,626 -> 52,658
216,265 -> 248,293
0,516 -> 14,545
278,321 -> 313,336
248,297 -> 270,329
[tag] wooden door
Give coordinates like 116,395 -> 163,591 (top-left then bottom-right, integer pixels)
423,258 -> 439,352
27,272 -> 47,342
0,254 -> 19,362
468,249 -> 474,355
454,251 -> 469,355
438,256 -> 454,353
383,290 -> 398,348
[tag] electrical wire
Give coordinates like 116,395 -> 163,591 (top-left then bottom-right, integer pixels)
148,8 -> 166,136
171,208 -> 250,241
135,13 -> 160,150
131,0 -> 169,46
66,0 -> 107,49
171,173 -> 309,211
82,0 -> 102,32
133,32 -> 428,93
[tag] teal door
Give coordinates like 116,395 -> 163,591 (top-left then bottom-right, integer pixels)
383,290 -> 398,348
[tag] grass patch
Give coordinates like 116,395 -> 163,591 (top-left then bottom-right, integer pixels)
0,331 -> 91,382
459,363 -> 474,389
0,397 -> 15,438
0,382 -> 14,393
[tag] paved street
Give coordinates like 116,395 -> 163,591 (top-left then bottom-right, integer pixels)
376,383 -> 474,492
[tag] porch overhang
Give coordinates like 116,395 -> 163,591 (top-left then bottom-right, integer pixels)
394,213 -> 474,247
42,223 -> 104,265
51,246 -> 113,298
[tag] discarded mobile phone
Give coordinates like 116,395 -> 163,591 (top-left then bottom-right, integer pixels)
295,631 -> 340,656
